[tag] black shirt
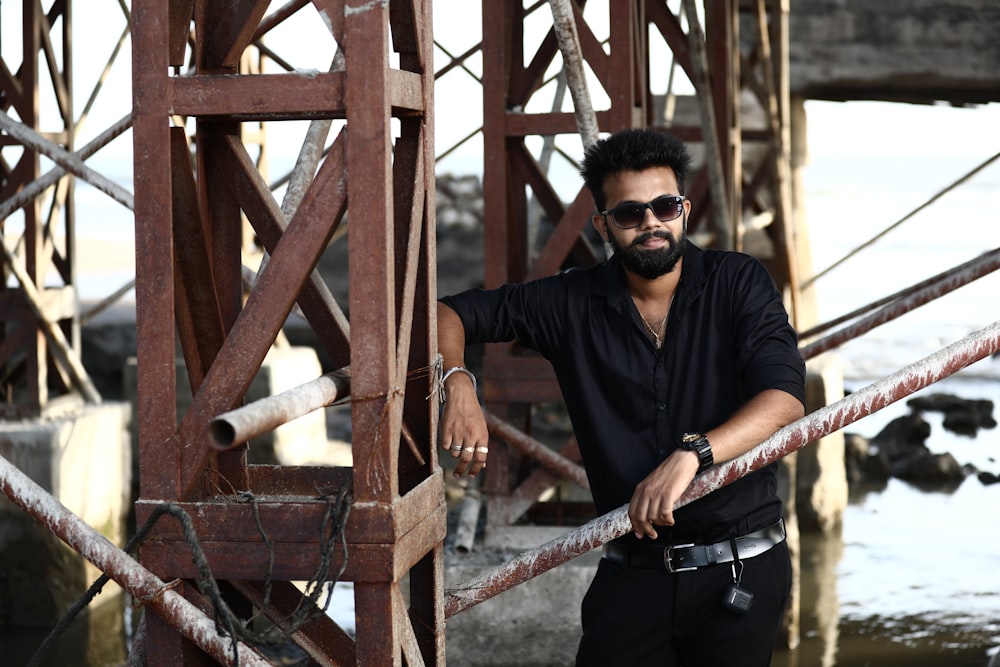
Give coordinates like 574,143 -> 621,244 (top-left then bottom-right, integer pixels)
440,243 -> 806,543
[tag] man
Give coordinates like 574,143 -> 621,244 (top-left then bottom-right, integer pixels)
437,128 -> 805,666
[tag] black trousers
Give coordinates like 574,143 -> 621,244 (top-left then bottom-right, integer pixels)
575,541 -> 791,667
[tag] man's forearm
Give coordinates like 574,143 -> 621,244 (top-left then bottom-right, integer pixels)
703,388 -> 805,465
437,301 -> 469,369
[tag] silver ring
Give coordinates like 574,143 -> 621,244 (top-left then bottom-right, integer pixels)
462,446 -> 475,453
450,444 -> 463,452
475,447 -> 489,454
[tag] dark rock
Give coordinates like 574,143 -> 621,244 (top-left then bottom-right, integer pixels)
907,392 -> 996,436
978,470 -> 1000,485
891,452 -> 967,489
870,413 -> 931,462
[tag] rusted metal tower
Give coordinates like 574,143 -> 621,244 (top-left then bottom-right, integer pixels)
1,0 -> 96,417
128,2 -> 443,664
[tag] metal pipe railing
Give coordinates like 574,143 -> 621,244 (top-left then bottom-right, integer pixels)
800,248 -> 1000,360
209,370 -> 351,450
485,411 -> 589,490
445,320 -> 1000,617
0,454 -> 270,666
799,247 -> 1000,340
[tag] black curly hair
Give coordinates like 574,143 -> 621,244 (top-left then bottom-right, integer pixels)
580,128 -> 693,211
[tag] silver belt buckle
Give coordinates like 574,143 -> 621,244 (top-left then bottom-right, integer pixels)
664,543 -> 697,572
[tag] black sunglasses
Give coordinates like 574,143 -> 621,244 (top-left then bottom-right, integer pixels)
601,195 -> 685,229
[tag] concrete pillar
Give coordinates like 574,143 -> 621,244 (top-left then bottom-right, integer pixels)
798,354 -> 849,533
0,402 -> 132,666
790,96 -> 820,329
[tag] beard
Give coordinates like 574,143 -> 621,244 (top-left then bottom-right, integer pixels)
609,226 -> 687,280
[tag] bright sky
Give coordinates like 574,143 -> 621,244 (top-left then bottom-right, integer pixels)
2,1 -> 997,216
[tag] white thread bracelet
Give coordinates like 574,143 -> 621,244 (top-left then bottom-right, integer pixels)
440,366 -> 477,404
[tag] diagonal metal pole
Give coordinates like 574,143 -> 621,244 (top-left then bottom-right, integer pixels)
0,454 -> 270,666
547,0 -> 599,150
485,411 -> 589,489
444,320 -> 1000,617
0,113 -> 133,220
800,248 -> 1000,360
0,110 -> 134,211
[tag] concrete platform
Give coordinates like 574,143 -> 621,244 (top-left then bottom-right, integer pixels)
444,526 -> 601,666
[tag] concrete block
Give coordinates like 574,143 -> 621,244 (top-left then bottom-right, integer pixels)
0,402 -> 131,665
797,354 -> 848,533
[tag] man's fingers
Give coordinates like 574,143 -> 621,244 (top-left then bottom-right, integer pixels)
452,445 -> 489,479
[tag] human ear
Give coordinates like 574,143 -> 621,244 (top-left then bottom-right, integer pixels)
592,213 -> 609,243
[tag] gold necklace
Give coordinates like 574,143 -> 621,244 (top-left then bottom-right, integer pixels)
639,311 -> 668,348
635,293 -> 675,349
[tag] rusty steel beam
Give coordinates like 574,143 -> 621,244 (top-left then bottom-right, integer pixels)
484,411 -> 589,490
0,111 -> 134,210
800,248 -> 1000,360
0,454 -> 270,666
0,240 -> 101,404
445,319 -> 1000,617
0,113 -> 132,220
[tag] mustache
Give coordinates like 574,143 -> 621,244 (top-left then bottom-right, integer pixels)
630,230 -> 675,248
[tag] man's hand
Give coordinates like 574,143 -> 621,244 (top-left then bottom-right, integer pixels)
627,449 -> 699,539
440,374 -> 490,478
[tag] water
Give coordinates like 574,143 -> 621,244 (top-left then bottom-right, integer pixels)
784,101 -> 1000,666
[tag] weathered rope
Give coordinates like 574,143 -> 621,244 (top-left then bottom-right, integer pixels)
28,480 -> 352,667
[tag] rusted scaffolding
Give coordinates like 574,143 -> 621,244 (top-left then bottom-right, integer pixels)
1,0 -> 85,418
126,2 -> 443,664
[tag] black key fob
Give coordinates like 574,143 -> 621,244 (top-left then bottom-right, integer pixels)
722,583 -> 754,614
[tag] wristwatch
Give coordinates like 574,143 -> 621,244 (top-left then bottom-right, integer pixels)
680,432 -> 714,474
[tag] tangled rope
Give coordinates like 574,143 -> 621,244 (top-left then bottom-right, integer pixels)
28,478 -> 353,667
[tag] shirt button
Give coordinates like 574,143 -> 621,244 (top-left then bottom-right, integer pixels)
657,403 -> 666,411
658,448 -> 666,456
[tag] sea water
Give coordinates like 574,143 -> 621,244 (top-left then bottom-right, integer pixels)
790,103 -> 1000,665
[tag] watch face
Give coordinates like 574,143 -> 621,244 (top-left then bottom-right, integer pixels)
681,432 -> 702,444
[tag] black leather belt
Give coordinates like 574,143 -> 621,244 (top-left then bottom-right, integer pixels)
603,519 -> 786,572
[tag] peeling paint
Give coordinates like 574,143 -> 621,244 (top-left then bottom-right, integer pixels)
345,0 -> 388,16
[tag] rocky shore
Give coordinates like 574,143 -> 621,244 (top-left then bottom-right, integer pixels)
845,391 -> 999,490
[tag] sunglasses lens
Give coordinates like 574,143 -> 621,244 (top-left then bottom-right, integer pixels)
650,196 -> 681,221
612,204 -> 645,228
